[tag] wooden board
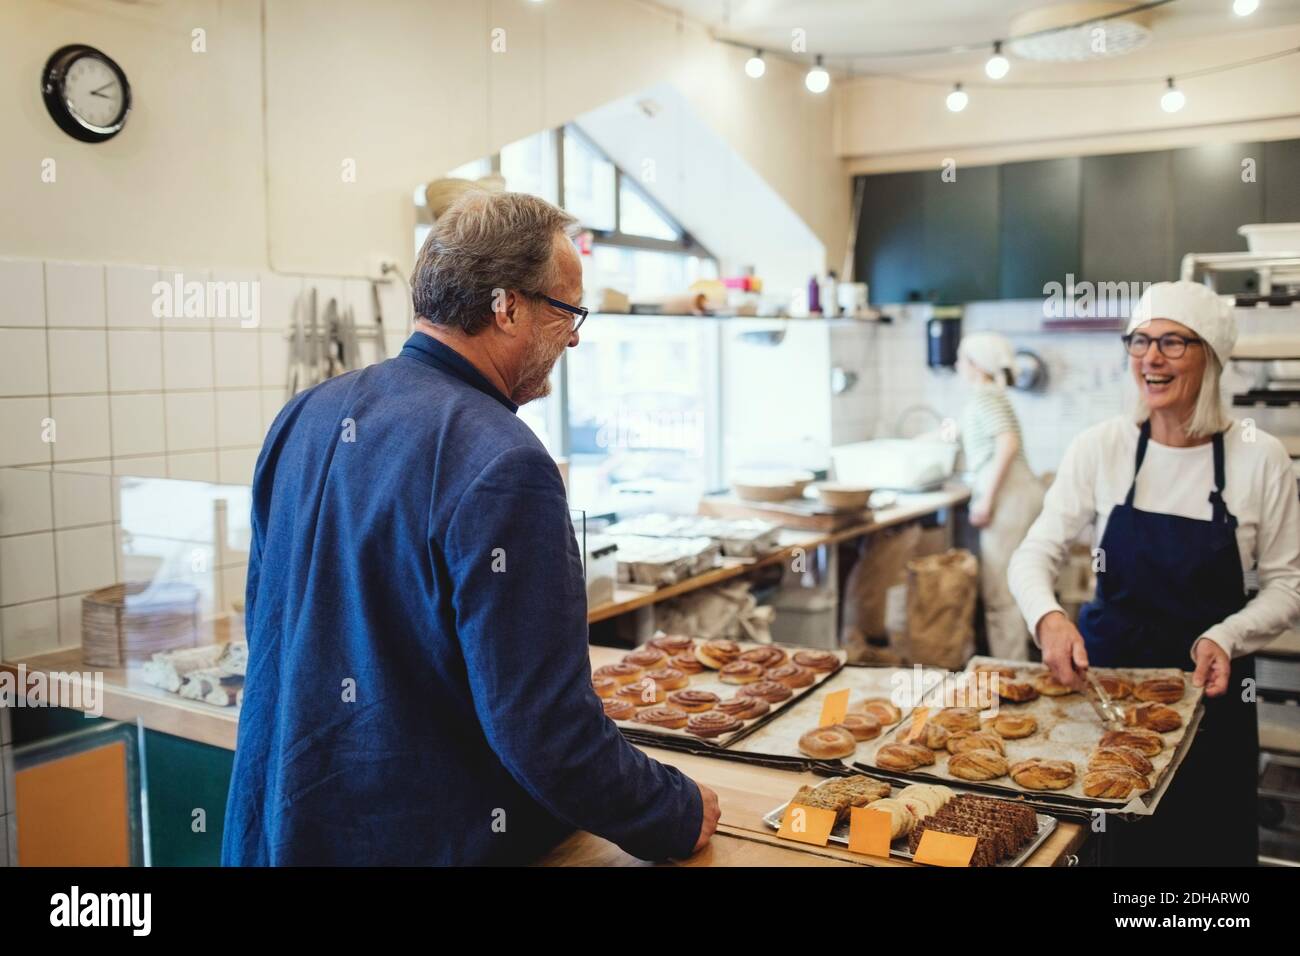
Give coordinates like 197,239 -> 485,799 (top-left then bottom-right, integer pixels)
698,493 -> 870,531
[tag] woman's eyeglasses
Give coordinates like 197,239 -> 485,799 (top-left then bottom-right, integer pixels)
1122,332 -> 1203,359
530,292 -> 589,333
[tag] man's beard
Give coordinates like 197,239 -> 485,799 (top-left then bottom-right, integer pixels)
512,329 -> 565,405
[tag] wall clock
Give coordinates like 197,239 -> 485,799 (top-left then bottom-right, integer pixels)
42,44 -> 131,143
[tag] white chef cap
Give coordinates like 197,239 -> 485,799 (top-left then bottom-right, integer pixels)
958,332 -> 1016,385
1127,281 -> 1237,366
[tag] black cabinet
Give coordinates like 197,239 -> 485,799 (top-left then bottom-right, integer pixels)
1264,138 -> 1300,223
1171,142 -> 1263,292
1171,142 -> 1263,261
855,171 -> 925,304
1081,150 -> 1174,287
999,158 -> 1082,299
852,138 -> 1300,306
922,163 -> 1000,305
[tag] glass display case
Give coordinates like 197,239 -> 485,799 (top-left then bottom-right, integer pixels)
0,465 -> 250,708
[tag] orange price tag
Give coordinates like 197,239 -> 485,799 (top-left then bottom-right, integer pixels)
913,830 -> 977,867
847,806 -> 892,858
776,803 -> 837,847
902,705 -> 931,743
818,688 -> 851,728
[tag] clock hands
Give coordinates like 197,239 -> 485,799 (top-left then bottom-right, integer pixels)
89,81 -> 117,98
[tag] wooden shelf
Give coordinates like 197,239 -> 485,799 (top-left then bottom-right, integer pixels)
586,484 -> 970,624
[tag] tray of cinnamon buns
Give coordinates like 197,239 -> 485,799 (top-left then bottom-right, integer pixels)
592,635 -> 846,748
762,775 -> 1057,866
730,665 -> 947,765
860,657 -> 1204,810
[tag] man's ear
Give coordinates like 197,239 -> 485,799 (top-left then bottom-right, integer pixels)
490,287 -> 519,332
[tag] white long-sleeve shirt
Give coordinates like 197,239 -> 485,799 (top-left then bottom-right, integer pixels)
1008,416 -> 1300,661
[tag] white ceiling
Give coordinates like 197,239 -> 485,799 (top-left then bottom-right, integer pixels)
673,0 -> 1300,70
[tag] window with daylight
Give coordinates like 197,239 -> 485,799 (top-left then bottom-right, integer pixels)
565,316 -> 721,517
500,129 -> 558,204
563,127 -> 617,231
618,177 -> 679,241
412,124 -> 721,516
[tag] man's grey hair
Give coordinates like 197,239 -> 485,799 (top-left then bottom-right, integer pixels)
411,190 -> 579,335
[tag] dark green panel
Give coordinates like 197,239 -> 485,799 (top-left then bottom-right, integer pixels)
854,171 -> 925,304
144,730 -> 234,867
1171,142 -> 1262,292
922,163 -> 1000,305
1081,150 -> 1174,286
11,706 -> 107,744
999,157 -> 1082,299
1263,138 -> 1300,223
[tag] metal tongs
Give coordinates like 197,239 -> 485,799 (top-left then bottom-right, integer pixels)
1083,671 -> 1125,730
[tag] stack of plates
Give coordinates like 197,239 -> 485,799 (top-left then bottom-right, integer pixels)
82,582 -> 201,667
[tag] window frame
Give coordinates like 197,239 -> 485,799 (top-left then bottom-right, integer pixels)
557,124 -> 714,259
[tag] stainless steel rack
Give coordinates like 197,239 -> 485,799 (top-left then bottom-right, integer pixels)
1181,250 -> 1300,300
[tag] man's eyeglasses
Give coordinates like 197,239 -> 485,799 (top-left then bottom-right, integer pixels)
1122,332 -> 1203,359
530,292 -> 589,333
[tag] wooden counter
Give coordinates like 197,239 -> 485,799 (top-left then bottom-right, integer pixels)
0,484 -> 1018,867
552,645 -> 1085,866
535,743 -> 1086,867
1,634 -> 240,751
2,636 -> 1084,868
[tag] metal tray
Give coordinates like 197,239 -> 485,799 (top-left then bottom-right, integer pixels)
608,643 -> 846,749
862,657 -> 1204,811
761,790 -> 1058,867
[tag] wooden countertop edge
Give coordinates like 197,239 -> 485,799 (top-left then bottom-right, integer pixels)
0,658 -> 240,750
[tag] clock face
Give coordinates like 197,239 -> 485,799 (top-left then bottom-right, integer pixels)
63,53 -> 125,129
42,45 -> 131,142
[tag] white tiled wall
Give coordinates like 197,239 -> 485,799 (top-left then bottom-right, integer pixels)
862,303 -> 1130,475
847,298 -> 1265,478
0,256 -> 411,661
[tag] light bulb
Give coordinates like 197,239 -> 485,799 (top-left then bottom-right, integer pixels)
1161,77 -> 1185,113
745,52 -> 766,79
805,56 -> 830,93
1233,0 -> 1259,16
985,41 -> 1009,80
946,83 -> 968,112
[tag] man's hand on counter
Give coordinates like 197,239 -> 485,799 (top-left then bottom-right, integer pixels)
1038,611 -> 1090,689
692,782 -> 721,854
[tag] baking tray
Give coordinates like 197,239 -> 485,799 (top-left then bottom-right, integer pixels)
606,642 -> 847,749
858,656 -> 1205,815
761,788 -> 1059,867
730,664 -> 947,764
602,513 -> 781,558
614,535 -> 721,586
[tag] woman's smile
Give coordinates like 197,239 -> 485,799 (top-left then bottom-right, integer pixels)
1130,318 -> 1202,416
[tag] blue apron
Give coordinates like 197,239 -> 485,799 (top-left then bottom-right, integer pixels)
1078,421 -> 1257,866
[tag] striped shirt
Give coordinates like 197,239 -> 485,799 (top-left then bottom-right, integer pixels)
960,382 -> 1024,474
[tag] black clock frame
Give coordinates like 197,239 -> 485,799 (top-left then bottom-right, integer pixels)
42,43 -> 131,143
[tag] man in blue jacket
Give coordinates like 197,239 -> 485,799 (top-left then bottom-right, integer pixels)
222,191 -> 717,865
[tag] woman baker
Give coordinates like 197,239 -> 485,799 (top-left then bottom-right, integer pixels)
1009,281 -> 1300,865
